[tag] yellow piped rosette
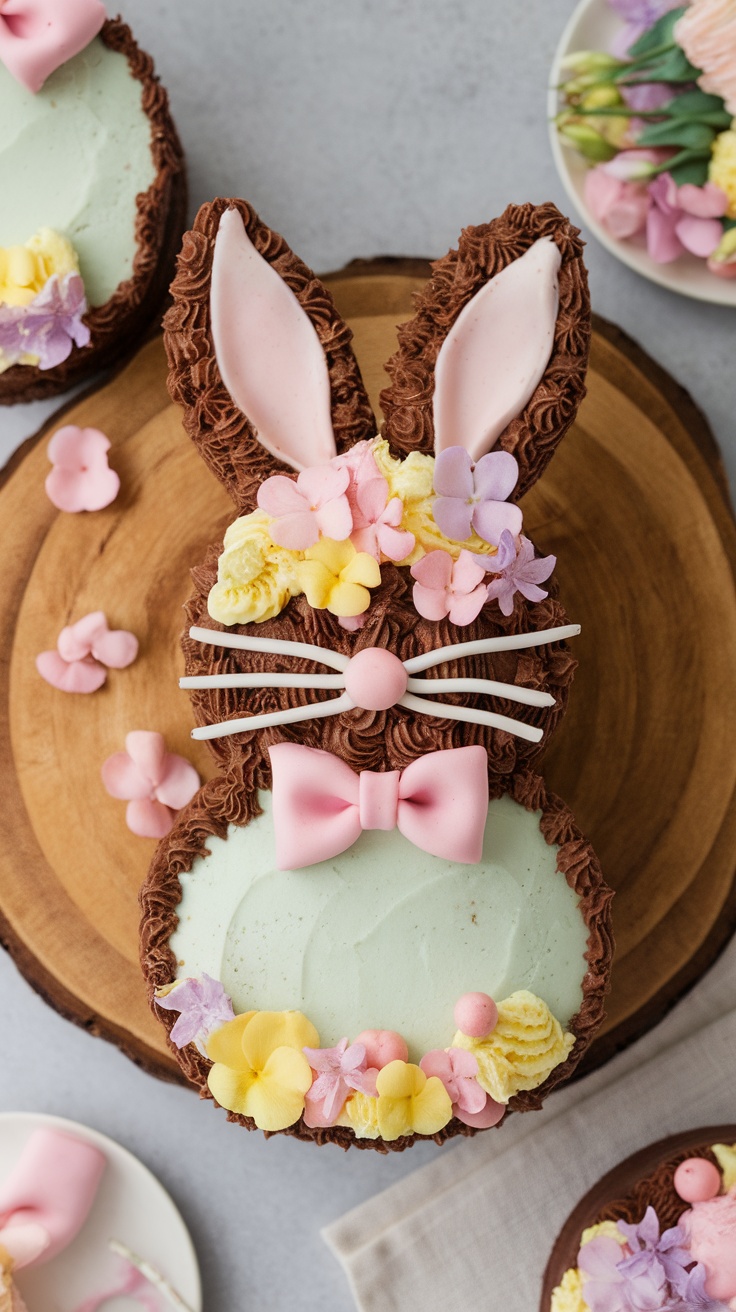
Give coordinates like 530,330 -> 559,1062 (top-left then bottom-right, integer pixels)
452,990 -> 576,1104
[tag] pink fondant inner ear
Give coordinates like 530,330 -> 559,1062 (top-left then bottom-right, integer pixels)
210,207 -> 337,472
433,236 -> 562,462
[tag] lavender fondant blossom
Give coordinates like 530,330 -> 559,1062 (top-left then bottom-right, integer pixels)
432,448 -> 522,546
156,974 -> 235,1055
0,274 -> 90,371
484,531 -> 556,617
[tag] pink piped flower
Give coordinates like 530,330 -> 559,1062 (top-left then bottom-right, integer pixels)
646,174 -> 728,264
257,465 -> 352,550
419,1048 -> 487,1120
45,425 -> 120,513
303,1038 -> 378,1128
485,531 -> 556,617
432,447 -> 522,546
411,549 -> 488,626
101,731 -> 200,839
36,611 -> 138,693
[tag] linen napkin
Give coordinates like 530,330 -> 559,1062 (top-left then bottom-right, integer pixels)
324,935 -> 736,1312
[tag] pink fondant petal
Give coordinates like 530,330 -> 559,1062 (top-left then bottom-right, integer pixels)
36,651 -> 107,694
674,215 -> 724,258
45,464 -> 119,513
315,494 -> 353,541
448,1047 -> 479,1079
433,447 -> 474,499
412,584 -> 450,622
419,1050 -> 453,1083
91,628 -> 139,669
471,499 -> 523,547
452,550 -> 487,594
124,731 -> 167,789
411,550 -> 453,590
677,183 -> 727,220
298,463 -> 349,506
454,1094 -> 505,1129
101,753 -> 152,801
268,511 -> 320,550
57,611 -> 109,661
303,1092 -> 339,1129
350,525 -> 380,559
46,425 -> 95,470
154,755 -> 201,810
376,523 -> 415,562
257,475 -> 308,517
72,426 -> 111,469
355,476 -> 389,524
472,450 -> 519,502
447,585 -> 487,627
126,798 -> 176,839
432,496 -> 473,542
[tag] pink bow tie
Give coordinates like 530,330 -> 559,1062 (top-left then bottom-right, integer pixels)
269,743 -> 489,870
0,0 -> 105,95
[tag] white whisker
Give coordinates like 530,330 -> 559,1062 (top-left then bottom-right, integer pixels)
406,677 -> 555,708
181,673 -> 345,690
399,693 -> 544,744
191,692 -> 355,741
188,626 -> 349,672
403,624 -> 581,674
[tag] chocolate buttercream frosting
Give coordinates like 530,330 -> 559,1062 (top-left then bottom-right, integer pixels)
0,19 -> 187,405
140,198 -> 613,1150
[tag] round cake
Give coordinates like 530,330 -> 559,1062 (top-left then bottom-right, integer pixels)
0,8 -> 186,403
139,197 -> 614,1150
543,1126 -> 736,1311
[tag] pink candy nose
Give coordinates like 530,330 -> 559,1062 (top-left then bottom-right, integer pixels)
344,647 -> 408,711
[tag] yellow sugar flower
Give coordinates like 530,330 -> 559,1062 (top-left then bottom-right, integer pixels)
372,438 -> 498,565
550,1267 -> 587,1312
709,127 -> 736,219
338,1091 -> 382,1140
374,1060 -> 453,1141
0,228 -> 80,307
453,990 -> 575,1105
206,1009 -> 318,1131
296,538 -> 381,617
208,510 -> 301,626
712,1141 -> 736,1191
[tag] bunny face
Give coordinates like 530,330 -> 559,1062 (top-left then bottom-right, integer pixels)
141,199 -> 613,1149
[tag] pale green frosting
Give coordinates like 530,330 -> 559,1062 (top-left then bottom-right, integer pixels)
0,38 -> 155,307
171,794 -> 589,1060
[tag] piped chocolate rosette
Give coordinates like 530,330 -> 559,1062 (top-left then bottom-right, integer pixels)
545,1128 -> 736,1312
0,6 -> 186,403
140,199 -> 614,1150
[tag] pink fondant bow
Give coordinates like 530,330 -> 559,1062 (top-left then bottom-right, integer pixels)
0,0 -> 106,94
269,743 -> 489,870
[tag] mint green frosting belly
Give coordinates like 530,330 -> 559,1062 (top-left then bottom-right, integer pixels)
0,38 -> 155,307
171,793 -> 589,1061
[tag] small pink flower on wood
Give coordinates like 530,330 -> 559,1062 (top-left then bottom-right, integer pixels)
411,549 -> 488,626
302,1038 -> 378,1128
45,425 -> 120,513
257,465 -> 352,550
36,611 -> 138,693
101,731 -> 200,839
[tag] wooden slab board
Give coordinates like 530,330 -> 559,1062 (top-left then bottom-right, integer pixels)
1,261 -> 735,1084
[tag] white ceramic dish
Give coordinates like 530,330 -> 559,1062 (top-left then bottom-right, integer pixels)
548,0 -> 736,306
0,1112 -> 202,1311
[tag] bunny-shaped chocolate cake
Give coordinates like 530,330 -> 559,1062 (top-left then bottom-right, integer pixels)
140,199 -> 614,1150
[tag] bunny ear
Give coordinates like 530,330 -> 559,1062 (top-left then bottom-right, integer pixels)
380,203 -> 591,498
210,208 -> 336,472
433,237 -> 561,462
164,199 -> 375,509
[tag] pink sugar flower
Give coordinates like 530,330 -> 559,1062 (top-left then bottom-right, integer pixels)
647,174 -> 728,263
36,611 -> 138,694
257,464 -> 352,550
332,440 -> 415,562
411,549 -> 488,627
432,447 -> 522,546
485,531 -> 556,618
101,730 -> 200,839
45,425 -> 120,513
302,1038 -> 378,1128
155,974 -> 235,1056
419,1048 -> 487,1120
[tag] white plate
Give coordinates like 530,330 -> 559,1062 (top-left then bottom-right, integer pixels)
0,1113 -> 202,1312
548,0 -> 736,305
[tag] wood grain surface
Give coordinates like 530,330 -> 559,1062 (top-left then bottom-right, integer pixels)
1,262 -> 735,1083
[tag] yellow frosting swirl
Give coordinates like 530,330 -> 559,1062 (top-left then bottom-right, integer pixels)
550,1267 -> 587,1312
452,990 -> 575,1104
0,228 -> 80,308
208,510 -> 302,626
338,1091 -> 382,1140
580,1220 -> 625,1247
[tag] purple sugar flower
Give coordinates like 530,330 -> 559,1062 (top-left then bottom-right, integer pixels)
0,273 -> 91,371
156,974 -> 235,1055
432,447 -> 522,546
484,531 -> 556,617
617,1208 -> 693,1291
